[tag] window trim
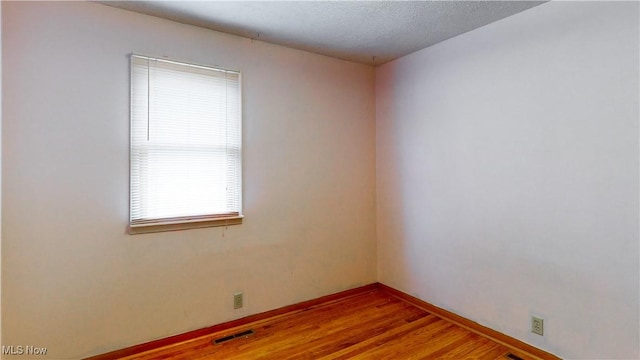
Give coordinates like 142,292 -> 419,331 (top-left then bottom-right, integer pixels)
128,54 -> 243,234
129,215 -> 244,234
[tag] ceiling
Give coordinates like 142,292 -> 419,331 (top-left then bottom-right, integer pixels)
102,1 -> 546,66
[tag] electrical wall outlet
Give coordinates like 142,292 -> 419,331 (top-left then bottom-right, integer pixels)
531,316 -> 544,336
234,293 -> 243,309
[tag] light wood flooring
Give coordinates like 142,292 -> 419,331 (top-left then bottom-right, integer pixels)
117,288 -> 538,360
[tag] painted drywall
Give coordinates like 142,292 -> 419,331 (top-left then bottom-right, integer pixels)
2,2 -> 376,358
376,1 -> 639,359
0,1 -> 3,356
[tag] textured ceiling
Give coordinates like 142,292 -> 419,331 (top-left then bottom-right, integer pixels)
102,1 -> 545,66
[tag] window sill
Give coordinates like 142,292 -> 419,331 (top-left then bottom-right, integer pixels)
129,215 -> 243,235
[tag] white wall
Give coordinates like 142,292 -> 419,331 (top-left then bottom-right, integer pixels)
0,1 -> 3,356
376,1 -> 639,359
2,2 -> 376,358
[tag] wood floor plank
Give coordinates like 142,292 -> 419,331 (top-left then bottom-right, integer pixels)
277,303 -> 429,359
106,288 -> 555,360
348,321 -> 466,359
220,293 -> 405,359
318,314 -> 443,360
432,333 -> 503,359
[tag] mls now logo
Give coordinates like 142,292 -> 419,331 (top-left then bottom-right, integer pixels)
2,345 -> 48,356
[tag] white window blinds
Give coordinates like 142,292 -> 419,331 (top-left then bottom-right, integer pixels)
130,55 -> 242,232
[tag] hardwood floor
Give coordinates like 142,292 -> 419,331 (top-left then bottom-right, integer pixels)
114,288 -> 544,360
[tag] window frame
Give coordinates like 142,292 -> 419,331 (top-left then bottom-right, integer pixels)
128,54 -> 243,234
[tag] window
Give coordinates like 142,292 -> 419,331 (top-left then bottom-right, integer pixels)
129,54 -> 242,234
